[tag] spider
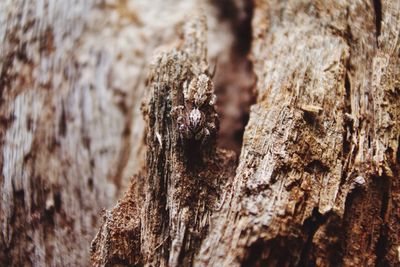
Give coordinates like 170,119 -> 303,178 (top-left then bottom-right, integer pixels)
172,73 -> 218,145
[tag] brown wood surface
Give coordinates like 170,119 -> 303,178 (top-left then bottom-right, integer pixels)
1,0 -> 399,266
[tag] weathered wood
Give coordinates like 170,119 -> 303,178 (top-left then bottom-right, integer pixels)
91,14 -> 237,267
196,0 -> 400,266
1,1 -> 222,266
2,0 -> 399,266
0,0 -> 242,266
92,0 -> 399,266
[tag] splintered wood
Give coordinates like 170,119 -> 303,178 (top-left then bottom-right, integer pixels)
91,1 -> 400,266
90,14 -> 236,267
196,1 -> 400,266
5,0 -> 398,266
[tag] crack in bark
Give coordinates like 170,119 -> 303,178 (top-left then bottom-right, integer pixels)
212,0 -> 257,154
373,0 -> 382,44
375,174 -> 391,267
90,1 -> 400,266
297,209 -> 330,267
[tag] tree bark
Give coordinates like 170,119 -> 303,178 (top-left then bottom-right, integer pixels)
1,0 -> 399,267
197,1 -> 400,266
92,0 -> 400,266
0,1 -> 148,265
0,1 -> 238,266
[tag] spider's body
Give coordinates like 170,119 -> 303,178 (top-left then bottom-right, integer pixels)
172,73 -> 218,145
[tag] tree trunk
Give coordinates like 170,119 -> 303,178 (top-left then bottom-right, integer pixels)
0,1 -> 240,266
197,1 -> 400,266
1,0 -> 399,267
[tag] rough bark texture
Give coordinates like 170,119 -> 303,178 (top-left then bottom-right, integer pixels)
1,0 -> 399,266
91,14 -> 237,266
92,0 -> 400,266
197,0 -> 400,266
0,1 -> 241,266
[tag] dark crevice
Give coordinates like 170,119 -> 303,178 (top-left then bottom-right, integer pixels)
340,186 -> 365,265
373,0 -> 382,43
297,209 -> 331,267
341,174 -> 392,266
375,175 -> 391,266
212,0 -> 256,155
375,224 -> 390,267
304,159 -> 330,174
343,71 -> 352,151
242,236 -> 304,267
378,177 -> 390,225
368,135 -> 372,149
375,224 -> 389,267
396,135 -> 400,164
240,211 -> 335,267
54,192 -> 62,212
231,0 -> 254,56
344,72 -> 351,117
59,103 -> 67,136
213,0 -> 254,47
241,239 -> 265,267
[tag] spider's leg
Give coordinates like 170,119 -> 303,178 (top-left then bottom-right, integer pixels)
198,128 -> 210,145
206,122 -> 216,133
171,105 -> 185,118
209,94 -> 217,106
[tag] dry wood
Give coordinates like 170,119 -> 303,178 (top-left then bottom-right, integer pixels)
0,1 -> 236,266
91,14 -> 237,266
92,1 -> 400,266
1,0 -> 399,266
196,1 -> 399,266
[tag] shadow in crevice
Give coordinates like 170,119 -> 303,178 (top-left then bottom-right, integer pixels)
373,0 -> 382,43
212,0 -> 257,155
